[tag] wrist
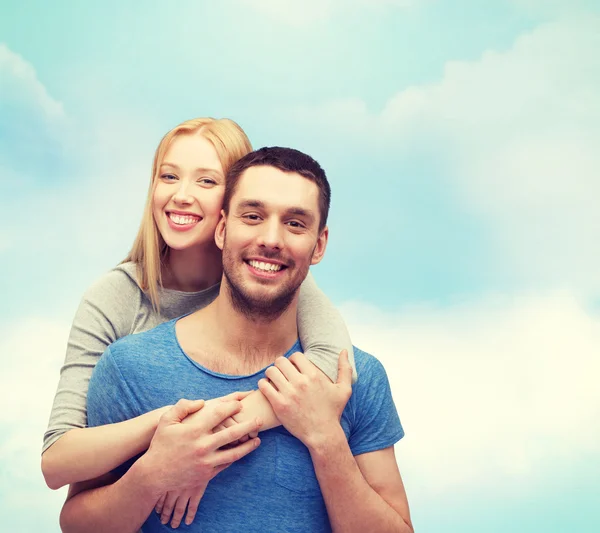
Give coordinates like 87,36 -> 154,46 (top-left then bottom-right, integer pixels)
305,423 -> 347,457
127,454 -> 164,503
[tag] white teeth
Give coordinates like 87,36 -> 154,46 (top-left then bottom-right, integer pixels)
169,213 -> 200,225
249,260 -> 282,272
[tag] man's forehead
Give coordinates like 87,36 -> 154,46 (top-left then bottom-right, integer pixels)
232,166 -> 320,210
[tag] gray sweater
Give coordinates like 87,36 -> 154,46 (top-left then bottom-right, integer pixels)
43,262 -> 356,452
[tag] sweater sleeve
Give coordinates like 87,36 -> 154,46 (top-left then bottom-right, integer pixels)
42,268 -> 142,453
297,272 -> 357,384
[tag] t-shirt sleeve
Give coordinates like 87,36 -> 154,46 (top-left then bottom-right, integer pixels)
297,272 -> 357,384
348,353 -> 404,456
87,345 -> 144,478
87,345 -> 141,427
42,269 -> 141,453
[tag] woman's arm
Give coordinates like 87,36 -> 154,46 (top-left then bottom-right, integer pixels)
42,407 -> 169,490
297,271 -> 357,383
42,268 -> 143,489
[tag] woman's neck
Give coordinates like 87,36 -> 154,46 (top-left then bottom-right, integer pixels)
162,244 -> 223,292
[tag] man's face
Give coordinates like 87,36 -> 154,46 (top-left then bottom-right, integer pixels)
216,165 -> 328,318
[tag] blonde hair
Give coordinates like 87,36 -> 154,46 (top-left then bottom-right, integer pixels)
122,117 -> 253,310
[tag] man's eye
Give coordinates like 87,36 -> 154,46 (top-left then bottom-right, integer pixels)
243,214 -> 261,221
287,221 -> 305,228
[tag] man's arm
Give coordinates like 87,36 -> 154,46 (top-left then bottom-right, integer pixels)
258,350 -> 412,533
60,399 -> 263,533
309,431 -> 413,532
60,463 -> 160,533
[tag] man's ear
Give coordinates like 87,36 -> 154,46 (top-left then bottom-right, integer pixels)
214,210 -> 227,250
310,226 -> 329,266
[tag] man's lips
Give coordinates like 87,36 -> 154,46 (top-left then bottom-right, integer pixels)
244,258 -> 288,277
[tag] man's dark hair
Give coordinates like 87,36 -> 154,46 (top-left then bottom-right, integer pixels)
223,146 -> 331,231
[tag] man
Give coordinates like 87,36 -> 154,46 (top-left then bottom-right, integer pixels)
60,147 -> 413,532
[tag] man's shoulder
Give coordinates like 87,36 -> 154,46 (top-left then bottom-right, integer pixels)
352,346 -> 387,379
109,319 -> 177,360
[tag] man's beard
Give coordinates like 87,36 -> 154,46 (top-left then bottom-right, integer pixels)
221,239 -> 309,322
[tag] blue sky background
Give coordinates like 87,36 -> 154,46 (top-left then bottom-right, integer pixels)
1,1 -> 599,531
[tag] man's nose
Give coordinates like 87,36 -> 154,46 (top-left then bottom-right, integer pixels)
257,219 -> 283,250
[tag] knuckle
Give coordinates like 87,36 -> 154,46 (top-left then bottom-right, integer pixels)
214,405 -> 227,419
194,443 -> 209,457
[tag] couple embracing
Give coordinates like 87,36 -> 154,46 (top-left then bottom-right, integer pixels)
42,118 -> 413,532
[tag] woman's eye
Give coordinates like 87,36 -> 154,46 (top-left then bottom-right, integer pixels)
161,173 -> 177,181
198,178 -> 216,185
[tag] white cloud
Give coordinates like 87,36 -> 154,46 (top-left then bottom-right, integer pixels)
288,15 -> 600,294
0,318 -> 70,529
0,102 -> 161,267
0,43 -> 65,119
341,291 -> 600,495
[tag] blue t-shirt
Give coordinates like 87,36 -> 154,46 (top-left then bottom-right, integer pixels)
87,319 -> 404,533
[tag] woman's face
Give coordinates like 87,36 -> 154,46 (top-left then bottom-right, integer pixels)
152,134 -> 225,251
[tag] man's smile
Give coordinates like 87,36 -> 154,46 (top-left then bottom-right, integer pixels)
244,258 -> 288,278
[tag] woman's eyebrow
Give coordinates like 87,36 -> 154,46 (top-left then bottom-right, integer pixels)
160,162 -> 222,175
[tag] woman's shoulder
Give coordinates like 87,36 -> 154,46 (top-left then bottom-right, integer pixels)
79,262 -> 144,313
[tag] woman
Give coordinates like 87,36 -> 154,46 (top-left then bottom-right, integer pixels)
42,117 -> 356,528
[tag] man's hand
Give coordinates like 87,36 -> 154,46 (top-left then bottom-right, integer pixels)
258,350 -> 353,449
154,391 -> 259,528
138,398 -> 263,500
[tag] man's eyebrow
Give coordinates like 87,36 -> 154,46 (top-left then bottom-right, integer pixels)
236,199 -> 266,210
286,207 -> 315,221
236,200 -> 316,221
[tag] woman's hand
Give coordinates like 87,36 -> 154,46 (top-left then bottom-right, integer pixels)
212,390 -> 257,444
155,484 -> 207,528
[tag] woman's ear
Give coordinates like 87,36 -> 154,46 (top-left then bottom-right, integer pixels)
214,210 -> 227,250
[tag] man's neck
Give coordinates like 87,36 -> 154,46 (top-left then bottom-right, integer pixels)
178,287 -> 299,375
